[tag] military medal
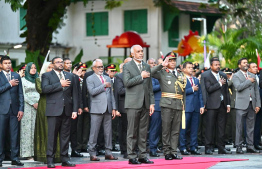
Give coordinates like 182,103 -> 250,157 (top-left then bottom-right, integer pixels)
168,81 -> 171,84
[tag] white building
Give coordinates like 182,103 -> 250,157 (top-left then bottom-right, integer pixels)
0,0 -> 222,68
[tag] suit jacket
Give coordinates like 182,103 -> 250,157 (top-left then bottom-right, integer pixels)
0,71 -> 24,115
185,77 -> 204,112
152,78 -> 161,112
200,70 -> 230,109
123,60 -> 154,109
232,71 -> 261,110
151,64 -> 186,110
228,79 -> 236,108
74,74 -> 83,109
87,73 -> 116,114
115,73 -> 126,113
82,70 -> 108,109
41,70 -> 78,116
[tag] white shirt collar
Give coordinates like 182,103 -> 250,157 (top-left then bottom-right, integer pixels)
54,70 -> 65,80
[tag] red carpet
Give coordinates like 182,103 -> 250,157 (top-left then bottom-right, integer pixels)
11,157 -> 248,169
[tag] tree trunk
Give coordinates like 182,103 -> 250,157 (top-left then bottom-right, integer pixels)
26,0 -> 70,66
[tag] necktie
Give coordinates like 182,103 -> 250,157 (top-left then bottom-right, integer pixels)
6,73 -> 10,81
189,77 -> 193,87
59,72 -> 63,80
100,75 -> 106,91
138,63 -> 142,72
216,74 -> 219,81
172,71 -> 176,76
216,73 -> 223,101
245,73 -> 248,79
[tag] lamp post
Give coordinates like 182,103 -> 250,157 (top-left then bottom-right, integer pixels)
192,17 -> 207,36
7,44 -> 23,55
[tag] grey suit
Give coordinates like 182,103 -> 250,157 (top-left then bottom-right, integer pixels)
87,73 -> 116,156
123,60 -> 154,159
232,71 -> 261,147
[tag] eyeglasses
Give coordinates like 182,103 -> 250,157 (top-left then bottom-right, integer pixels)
95,66 -> 104,69
55,61 -> 64,64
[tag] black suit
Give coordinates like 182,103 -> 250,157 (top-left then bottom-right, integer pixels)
200,70 -> 230,150
42,70 -> 78,163
0,71 -> 24,162
115,73 -> 127,153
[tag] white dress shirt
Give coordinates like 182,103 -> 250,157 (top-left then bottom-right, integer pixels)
54,70 -> 65,80
2,70 -> 12,87
186,75 -> 195,92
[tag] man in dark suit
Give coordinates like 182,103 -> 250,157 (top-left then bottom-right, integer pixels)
179,62 -> 204,155
200,57 -> 231,155
147,58 -> 162,157
123,45 -> 155,164
233,59 -> 261,154
250,63 -> 262,150
42,57 -> 78,168
0,56 -> 24,167
63,58 -> 84,157
114,58 -> 132,159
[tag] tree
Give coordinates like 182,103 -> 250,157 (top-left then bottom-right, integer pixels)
3,0 -> 123,69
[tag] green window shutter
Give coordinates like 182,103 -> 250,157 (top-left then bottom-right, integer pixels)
168,16 -> 179,47
124,9 -> 147,34
86,12 -> 108,36
190,14 -> 201,35
20,8 -> 27,30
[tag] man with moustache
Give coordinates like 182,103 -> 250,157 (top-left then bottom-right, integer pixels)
123,45 -> 155,164
42,57 -> 78,168
233,58 -> 261,154
114,57 -> 132,159
151,52 -> 185,160
87,59 -> 118,161
200,57 -> 231,155
147,58 -> 162,157
0,56 -> 24,167
63,58 -> 84,158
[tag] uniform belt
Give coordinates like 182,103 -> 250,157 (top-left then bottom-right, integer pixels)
161,92 -> 183,99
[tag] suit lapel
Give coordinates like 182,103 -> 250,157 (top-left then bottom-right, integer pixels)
130,60 -> 141,75
51,70 -> 60,82
209,70 -> 219,84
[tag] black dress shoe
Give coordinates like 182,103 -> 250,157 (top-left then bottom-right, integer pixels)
62,161 -> 76,167
138,158 -> 154,164
129,158 -> 141,164
171,154 -> 183,160
226,148 -> 231,151
246,147 -> 260,153
112,146 -> 119,151
11,160 -> 24,166
165,154 -> 173,160
71,150 -> 84,157
90,156 -> 100,161
218,148 -> 232,154
211,147 -> 215,152
236,147 -> 244,154
180,149 -> 190,155
205,149 -> 213,155
47,163 -> 55,168
190,149 -> 202,155
81,149 -> 88,152
150,152 -> 160,157
254,145 -> 262,150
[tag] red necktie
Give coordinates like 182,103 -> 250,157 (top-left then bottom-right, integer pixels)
189,77 -> 193,87
100,75 -> 106,91
245,73 -> 248,79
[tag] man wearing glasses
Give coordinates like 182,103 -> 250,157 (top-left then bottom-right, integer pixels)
42,57 -> 78,168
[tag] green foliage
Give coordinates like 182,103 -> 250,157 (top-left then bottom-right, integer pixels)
105,0 -> 124,10
72,49 -> 83,66
4,0 -> 23,11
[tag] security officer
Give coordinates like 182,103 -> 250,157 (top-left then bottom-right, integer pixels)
151,52 -> 186,160
105,64 -> 119,151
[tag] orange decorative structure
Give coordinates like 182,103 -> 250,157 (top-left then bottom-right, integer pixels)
174,30 -> 209,56
107,31 -> 150,60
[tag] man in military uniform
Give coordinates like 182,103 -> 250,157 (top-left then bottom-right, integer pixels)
105,64 -> 119,151
151,52 -> 186,160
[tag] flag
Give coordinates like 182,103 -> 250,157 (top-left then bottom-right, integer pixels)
256,49 -> 262,70
204,51 -> 211,68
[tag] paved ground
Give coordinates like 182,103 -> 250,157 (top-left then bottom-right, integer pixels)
2,145 -> 262,168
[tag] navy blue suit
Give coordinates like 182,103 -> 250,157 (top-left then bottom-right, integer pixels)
148,78 -> 162,153
254,74 -> 262,146
179,76 -> 204,151
0,71 -> 24,161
